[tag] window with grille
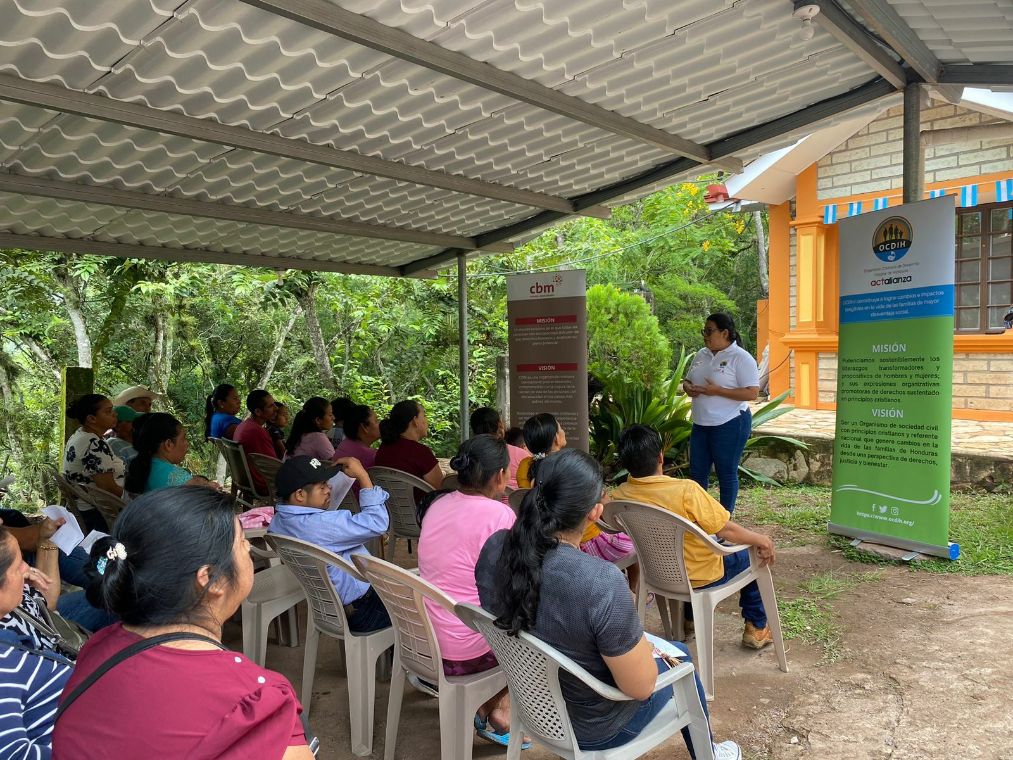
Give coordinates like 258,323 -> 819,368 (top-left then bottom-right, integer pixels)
955,202 -> 1013,332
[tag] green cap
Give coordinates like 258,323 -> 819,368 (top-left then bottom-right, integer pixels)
114,405 -> 139,423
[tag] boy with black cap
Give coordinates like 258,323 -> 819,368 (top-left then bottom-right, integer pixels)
268,455 -> 392,632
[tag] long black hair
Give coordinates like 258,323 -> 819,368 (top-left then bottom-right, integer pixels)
285,396 -> 330,453
493,449 -> 603,635
68,393 -> 108,425
521,412 -> 560,485
417,434 -> 509,524
85,487 -> 240,628
125,412 -> 183,494
706,312 -> 743,347
379,400 -> 421,446
203,383 -> 235,441
343,404 -> 373,441
469,407 -> 501,436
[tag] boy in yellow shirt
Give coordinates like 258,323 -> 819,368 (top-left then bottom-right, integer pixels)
612,424 -> 776,650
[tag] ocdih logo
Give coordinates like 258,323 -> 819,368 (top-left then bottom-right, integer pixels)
872,216 -> 913,263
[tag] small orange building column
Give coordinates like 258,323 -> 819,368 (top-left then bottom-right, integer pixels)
767,202 -> 791,398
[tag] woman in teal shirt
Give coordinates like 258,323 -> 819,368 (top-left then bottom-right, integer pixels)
125,413 -> 219,494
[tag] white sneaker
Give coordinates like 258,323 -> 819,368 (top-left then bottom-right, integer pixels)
713,740 -> 742,760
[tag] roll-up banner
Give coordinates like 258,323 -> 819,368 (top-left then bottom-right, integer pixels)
506,270 -> 589,452
829,196 -> 959,559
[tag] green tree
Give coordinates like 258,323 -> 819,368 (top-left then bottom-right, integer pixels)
586,284 -> 671,386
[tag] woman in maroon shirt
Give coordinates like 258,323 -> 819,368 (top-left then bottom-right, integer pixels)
373,400 -> 443,490
53,487 -> 312,760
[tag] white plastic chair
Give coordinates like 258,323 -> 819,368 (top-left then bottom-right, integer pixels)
353,554 -> 506,760
266,533 -> 394,757
249,452 -> 283,503
367,467 -> 433,560
216,437 -> 270,508
241,563 -> 305,666
75,482 -> 128,527
604,499 -> 788,700
507,487 -> 529,514
455,603 -> 714,760
441,472 -> 460,490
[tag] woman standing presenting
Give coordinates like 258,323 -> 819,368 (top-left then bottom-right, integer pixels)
682,313 -> 759,513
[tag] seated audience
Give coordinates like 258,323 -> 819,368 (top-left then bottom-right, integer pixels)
63,394 -> 124,532
612,424 -> 776,650
0,526 -> 73,760
234,390 -> 279,494
53,488 -> 313,759
515,412 -> 566,488
111,385 -> 160,414
374,400 -> 443,491
418,435 -> 518,745
475,449 -> 740,760
125,413 -> 218,494
204,384 -> 242,441
107,406 -> 139,465
469,407 -> 527,491
268,456 -> 391,633
504,427 -> 526,450
333,404 -> 380,470
326,397 -> 354,447
268,402 -> 290,459
286,397 -> 336,460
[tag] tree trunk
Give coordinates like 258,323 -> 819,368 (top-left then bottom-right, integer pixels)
149,301 -> 175,401
753,210 -> 769,298
297,283 -> 337,393
259,305 -> 303,388
21,338 -> 61,382
56,270 -> 93,368
0,356 -> 22,460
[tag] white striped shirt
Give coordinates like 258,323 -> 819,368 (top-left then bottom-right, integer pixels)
0,637 -> 72,760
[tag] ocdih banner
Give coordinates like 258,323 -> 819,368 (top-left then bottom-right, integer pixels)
829,196 -> 958,559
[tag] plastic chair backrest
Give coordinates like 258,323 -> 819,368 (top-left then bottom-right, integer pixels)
604,499 -> 721,597
507,487 -> 529,513
367,467 -> 432,537
248,453 -> 282,502
352,554 -> 453,684
50,471 -> 89,529
441,473 -> 460,490
455,603 -> 624,756
76,483 -> 127,525
266,533 -> 360,638
217,438 -> 265,501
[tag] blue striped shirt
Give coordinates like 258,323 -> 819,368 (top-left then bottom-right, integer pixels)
0,633 -> 72,760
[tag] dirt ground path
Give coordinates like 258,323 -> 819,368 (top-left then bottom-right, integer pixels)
239,541 -> 1013,759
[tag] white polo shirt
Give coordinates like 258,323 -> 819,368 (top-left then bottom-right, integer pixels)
685,343 -> 759,427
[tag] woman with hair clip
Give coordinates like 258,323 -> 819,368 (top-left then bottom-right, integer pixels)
475,449 -> 741,760
204,384 -> 242,441
285,396 -> 336,461
514,412 -> 566,489
417,435 -> 523,748
52,487 -> 313,759
125,413 -> 219,495
682,312 -> 759,513
374,400 -> 443,491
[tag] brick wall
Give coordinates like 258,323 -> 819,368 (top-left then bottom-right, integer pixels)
816,103 -> 1013,200
814,352 -> 1011,410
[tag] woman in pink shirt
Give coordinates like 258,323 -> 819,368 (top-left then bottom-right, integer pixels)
417,435 -> 520,747
332,404 -> 380,470
468,407 -> 528,491
286,396 -> 336,460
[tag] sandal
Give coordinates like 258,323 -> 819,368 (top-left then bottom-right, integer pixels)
474,713 -> 532,749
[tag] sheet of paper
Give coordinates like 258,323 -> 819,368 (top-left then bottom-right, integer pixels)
645,631 -> 688,660
41,505 -> 85,556
327,470 -> 356,510
78,530 -> 109,554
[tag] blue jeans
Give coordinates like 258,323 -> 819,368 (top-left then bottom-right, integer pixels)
578,642 -> 711,758
687,549 -> 766,628
57,590 -> 118,632
345,587 -> 391,633
690,410 -> 751,513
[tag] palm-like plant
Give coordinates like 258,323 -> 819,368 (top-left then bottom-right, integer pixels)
738,390 -> 808,484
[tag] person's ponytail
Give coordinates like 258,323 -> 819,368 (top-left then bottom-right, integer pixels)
204,384 -> 235,441
706,311 -> 743,347
379,400 -> 420,446
125,413 -> 182,494
285,396 -> 329,453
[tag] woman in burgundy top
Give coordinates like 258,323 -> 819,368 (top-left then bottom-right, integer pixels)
53,487 -> 312,760
373,400 -> 443,490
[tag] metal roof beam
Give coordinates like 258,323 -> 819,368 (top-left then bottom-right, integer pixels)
0,232 -> 404,277
238,0 -> 742,173
843,0 -> 963,103
799,1 -> 906,89
0,173 -> 513,253
0,75 -> 608,219
939,65 -> 1013,87
402,76 -> 898,274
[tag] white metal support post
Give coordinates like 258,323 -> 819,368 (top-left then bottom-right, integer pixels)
903,83 -> 924,203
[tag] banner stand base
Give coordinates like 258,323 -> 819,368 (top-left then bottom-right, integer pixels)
829,523 -> 960,561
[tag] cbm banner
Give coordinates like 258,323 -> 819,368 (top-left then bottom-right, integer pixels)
829,196 -> 959,559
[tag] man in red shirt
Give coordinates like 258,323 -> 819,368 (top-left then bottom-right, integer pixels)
233,389 -> 278,494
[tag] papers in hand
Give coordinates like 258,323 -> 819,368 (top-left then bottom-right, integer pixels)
41,505 -> 85,555
79,530 -> 109,554
327,470 -> 356,510
645,632 -> 688,661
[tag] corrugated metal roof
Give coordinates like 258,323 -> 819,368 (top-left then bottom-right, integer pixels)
0,0 -> 1001,275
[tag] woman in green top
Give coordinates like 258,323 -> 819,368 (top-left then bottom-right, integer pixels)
125,413 -> 220,495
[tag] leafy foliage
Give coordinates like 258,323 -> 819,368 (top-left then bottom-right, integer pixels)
586,284 -> 672,386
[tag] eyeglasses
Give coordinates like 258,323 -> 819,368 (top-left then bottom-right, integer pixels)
701,328 -> 718,337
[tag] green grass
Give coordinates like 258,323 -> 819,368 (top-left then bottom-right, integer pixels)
800,568 -> 884,598
778,597 -> 841,661
736,484 -> 1013,577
